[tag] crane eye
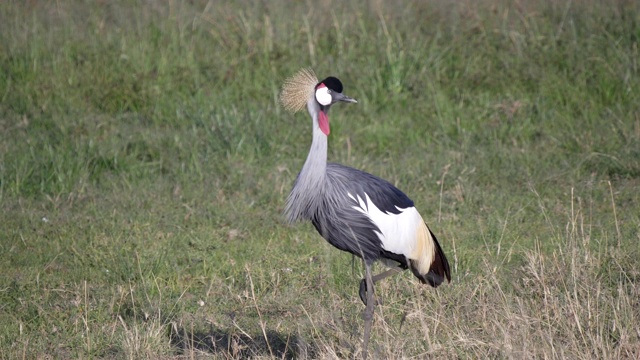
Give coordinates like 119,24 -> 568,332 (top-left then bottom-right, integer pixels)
315,86 -> 332,106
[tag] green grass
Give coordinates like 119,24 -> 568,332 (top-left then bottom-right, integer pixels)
1,0 -> 639,358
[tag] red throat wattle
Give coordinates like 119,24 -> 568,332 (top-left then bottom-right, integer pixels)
318,111 -> 330,135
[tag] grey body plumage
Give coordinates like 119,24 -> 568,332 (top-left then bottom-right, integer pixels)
289,161 -> 413,263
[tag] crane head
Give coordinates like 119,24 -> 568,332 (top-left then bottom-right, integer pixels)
280,68 -> 357,113
280,68 -> 357,136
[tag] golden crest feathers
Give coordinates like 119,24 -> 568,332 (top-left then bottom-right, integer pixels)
280,68 -> 318,113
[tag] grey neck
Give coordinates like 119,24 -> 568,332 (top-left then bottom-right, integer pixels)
300,112 -> 328,185
285,99 -> 328,223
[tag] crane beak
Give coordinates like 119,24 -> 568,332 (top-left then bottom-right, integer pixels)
333,92 -> 358,104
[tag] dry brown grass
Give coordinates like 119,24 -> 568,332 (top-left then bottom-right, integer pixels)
165,196 -> 638,359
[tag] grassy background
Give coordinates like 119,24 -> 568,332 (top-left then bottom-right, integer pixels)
1,0 -> 639,358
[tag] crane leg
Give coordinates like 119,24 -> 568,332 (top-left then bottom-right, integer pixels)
359,266 -> 403,305
362,263 -> 375,360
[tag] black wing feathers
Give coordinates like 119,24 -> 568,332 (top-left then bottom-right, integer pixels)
424,229 -> 451,286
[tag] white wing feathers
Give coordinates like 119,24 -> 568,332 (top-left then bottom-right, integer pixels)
348,192 -> 423,258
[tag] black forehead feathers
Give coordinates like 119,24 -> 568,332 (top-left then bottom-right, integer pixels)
318,76 -> 343,93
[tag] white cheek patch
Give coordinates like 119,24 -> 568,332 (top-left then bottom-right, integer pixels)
315,87 -> 332,106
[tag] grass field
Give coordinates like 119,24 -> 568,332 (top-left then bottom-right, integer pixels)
1,0 -> 639,358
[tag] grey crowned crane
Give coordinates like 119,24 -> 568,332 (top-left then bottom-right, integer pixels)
281,68 -> 451,359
